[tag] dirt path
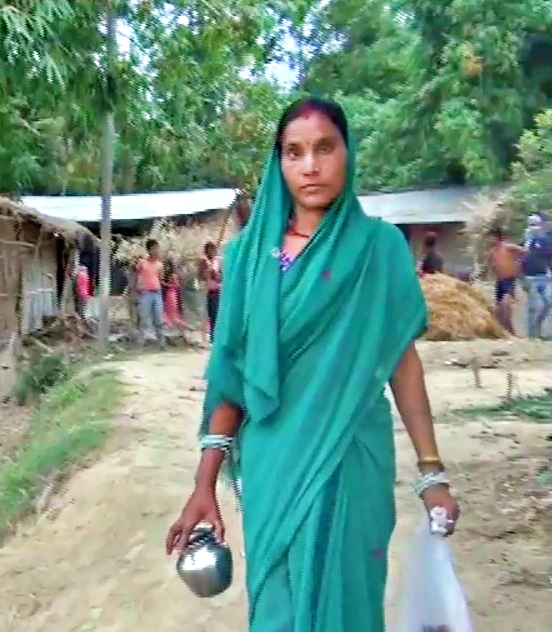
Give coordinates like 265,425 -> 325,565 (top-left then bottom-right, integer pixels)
0,346 -> 550,631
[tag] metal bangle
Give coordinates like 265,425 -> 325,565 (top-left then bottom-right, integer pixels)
417,456 -> 445,470
413,470 -> 450,497
199,434 -> 233,453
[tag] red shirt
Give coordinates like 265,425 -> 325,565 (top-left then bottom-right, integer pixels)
76,270 -> 90,299
137,258 -> 162,291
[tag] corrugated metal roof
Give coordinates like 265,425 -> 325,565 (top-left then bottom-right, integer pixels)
23,186 -> 479,226
22,188 -> 237,223
359,187 -> 479,224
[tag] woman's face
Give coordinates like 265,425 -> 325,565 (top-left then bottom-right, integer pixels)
280,110 -> 347,212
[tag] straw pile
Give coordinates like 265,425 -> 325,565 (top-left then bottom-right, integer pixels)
114,215 -> 238,279
421,273 -> 506,341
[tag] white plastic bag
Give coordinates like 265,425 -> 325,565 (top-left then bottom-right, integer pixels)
396,509 -> 474,632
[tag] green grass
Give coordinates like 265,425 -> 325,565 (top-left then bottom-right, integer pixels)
0,368 -> 122,540
453,392 -> 552,422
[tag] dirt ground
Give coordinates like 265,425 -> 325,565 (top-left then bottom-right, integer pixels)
0,340 -> 550,631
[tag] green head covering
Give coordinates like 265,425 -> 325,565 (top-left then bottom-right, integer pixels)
204,99 -> 375,420
201,97 -> 427,484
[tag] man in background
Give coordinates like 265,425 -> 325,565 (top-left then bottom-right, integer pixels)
488,228 -> 525,335
135,238 -> 165,348
522,214 -> 552,337
538,211 -> 552,236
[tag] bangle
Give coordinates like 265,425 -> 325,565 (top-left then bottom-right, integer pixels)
413,470 -> 450,497
417,456 -> 444,470
200,434 -> 233,453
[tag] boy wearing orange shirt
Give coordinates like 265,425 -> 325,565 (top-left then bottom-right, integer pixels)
135,238 -> 165,347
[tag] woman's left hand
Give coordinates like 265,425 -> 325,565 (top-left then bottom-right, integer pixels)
422,485 -> 460,535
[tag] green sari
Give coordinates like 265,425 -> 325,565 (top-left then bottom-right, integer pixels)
201,138 -> 427,631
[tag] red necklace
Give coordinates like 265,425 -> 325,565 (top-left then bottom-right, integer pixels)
287,221 -> 312,239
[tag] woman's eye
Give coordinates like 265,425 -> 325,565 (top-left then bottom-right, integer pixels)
285,147 -> 301,158
318,142 -> 333,154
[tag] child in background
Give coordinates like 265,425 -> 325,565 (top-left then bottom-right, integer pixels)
75,265 -> 91,320
163,260 -> 183,327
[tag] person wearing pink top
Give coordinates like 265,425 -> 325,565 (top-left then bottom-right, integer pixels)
198,241 -> 221,342
75,265 -> 91,319
163,259 -> 184,327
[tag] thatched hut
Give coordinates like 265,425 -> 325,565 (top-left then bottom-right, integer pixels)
0,197 -> 95,343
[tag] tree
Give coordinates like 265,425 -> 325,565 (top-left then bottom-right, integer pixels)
509,108 -> 552,233
0,1 -> 294,196
0,1 -> 74,194
303,0 -> 552,192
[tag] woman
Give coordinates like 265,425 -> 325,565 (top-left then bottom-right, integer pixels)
74,264 -> 91,319
419,231 -> 444,276
166,98 -> 459,632
197,241 -> 222,341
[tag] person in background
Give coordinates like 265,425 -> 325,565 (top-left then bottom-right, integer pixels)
234,195 -> 252,229
538,210 -> 551,236
488,228 -> 525,334
419,231 -> 444,275
163,259 -> 183,328
126,262 -> 140,328
521,214 -> 552,337
75,264 -> 91,319
198,241 -> 221,342
135,238 -> 165,348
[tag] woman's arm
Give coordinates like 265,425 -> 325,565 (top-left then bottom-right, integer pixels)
195,401 -> 243,491
390,342 -> 440,470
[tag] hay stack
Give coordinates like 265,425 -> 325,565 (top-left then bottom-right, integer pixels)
421,273 -> 506,341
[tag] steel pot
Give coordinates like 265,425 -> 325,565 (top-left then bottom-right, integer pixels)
176,525 -> 233,598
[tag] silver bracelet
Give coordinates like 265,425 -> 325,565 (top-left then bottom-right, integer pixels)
199,434 -> 233,453
414,470 -> 450,497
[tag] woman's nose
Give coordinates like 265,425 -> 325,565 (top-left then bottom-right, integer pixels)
302,151 -> 320,174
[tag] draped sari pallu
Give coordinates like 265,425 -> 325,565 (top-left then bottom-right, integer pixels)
200,149 -> 428,632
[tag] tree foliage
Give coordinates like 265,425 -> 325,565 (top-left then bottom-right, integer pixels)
2,0 -> 552,203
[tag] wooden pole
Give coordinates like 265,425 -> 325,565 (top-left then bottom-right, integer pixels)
98,8 -> 116,351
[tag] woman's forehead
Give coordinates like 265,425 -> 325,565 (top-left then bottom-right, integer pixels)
281,112 -> 342,145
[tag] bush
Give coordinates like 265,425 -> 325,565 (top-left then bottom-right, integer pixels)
13,351 -> 70,405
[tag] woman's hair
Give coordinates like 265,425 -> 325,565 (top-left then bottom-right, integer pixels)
164,259 -> 176,282
424,231 -> 438,249
489,227 -> 506,239
275,97 -> 349,155
145,238 -> 158,252
204,241 -> 216,254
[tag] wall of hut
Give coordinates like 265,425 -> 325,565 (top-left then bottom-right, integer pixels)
17,222 -> 59,334
0,215 -> 22,341
0,214 -> 77,344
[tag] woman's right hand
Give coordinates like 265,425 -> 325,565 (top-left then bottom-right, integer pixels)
165,486 -> 225,555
